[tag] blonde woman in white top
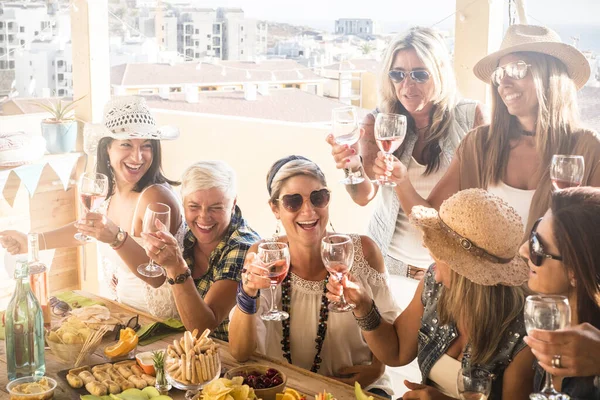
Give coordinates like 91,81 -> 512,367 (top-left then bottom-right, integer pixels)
229,156 -> 399,397
327,27 -> 486,278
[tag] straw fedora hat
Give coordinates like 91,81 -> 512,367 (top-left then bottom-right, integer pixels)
409,189 -> 529,286
84,96 -> 179,155
473,24 -> 590,90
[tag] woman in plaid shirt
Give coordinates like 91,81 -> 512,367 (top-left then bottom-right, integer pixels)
142,161 -> 260,341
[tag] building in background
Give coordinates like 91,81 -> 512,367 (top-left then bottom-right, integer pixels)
334,18 -> 380,36
320,59 -> 379,109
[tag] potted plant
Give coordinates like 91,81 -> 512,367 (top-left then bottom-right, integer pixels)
32,96 -> 85,154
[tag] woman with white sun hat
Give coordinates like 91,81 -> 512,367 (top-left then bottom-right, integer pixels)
370,24 -> 600,238
0,96 -> 183,318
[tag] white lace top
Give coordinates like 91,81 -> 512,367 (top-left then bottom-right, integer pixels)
96,184 -> 184,320
238,234 -> 400,395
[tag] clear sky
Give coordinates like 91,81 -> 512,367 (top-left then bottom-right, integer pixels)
187,0 -> 600,29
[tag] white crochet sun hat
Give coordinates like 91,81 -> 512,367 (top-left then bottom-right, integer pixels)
84,96 -> 179,155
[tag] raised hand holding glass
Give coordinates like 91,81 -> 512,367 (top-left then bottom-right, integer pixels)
75,172 -> 109,242
258,242 -> 290,321
332,106 -> 364,185
374,113 -> 407,187
321,234 -> 355,312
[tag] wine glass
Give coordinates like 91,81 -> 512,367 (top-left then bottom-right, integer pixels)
373,113 -> 407,187
258,242 -> 290,321
137,203 -> 171,278
457,367 -> 492,400
550,155 -> 584,190
321,234 -> 355,312
524,295 -> 571,400
74,172 -> 109,242
332,106 -> 364,185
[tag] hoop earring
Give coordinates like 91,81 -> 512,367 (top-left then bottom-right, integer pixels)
273,220 -> 281,241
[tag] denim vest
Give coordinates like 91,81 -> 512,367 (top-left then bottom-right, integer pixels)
533,363 -> 600,400
418,268 -> 528,399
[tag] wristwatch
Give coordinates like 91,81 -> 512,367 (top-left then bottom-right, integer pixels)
167,268 -> 192,285
110,227 -> 127,248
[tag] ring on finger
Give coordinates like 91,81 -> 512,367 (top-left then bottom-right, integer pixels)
155,247 -> 162,255
551,354 -> 562,369
243,273 -> 250,285
160,244 -> 167,251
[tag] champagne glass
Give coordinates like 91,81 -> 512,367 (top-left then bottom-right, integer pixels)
321,234 -> 355,312
524,295 -> 571,400
373,113 -> 407,187
332,106 -> 364,185
550,155 -> 584,190
137,203 -> 171,278
258,242 -> 290,321
457,367 -> 492,400
74,172 -> 109,242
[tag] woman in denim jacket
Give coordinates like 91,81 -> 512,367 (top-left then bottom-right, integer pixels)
328,189 -> 535,399
519,187 -> 600,400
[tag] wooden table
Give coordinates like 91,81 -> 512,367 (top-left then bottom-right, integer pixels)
0,291 -> 383,400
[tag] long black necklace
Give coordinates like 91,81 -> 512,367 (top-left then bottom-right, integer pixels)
280,270 -> 329,373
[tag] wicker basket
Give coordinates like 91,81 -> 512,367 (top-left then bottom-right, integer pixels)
45,331 -> 101,366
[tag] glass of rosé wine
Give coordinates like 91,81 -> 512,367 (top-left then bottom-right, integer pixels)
321,234 -> 355,312
373,113 -> 407,187
550,155 -> 584,190
74,172 -> 109,242
258,242 -> 290,321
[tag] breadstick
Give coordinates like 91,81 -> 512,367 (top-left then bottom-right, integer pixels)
173,339 -> 183,356
191,356 -> 197,384
180,353 -> 187,381
212,351 -> 219,377
206,351 -> 215,380
192,328 -> 198,339
195,359 -> 203,383
186,351 -> 193,381
199,353 -> 208,381
166,361 -> 179,373
199,328 -> 210,341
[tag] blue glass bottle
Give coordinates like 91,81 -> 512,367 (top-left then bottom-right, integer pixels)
5,260 -> 46,381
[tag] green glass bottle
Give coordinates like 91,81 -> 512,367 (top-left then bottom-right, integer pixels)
5,260 -> 46,381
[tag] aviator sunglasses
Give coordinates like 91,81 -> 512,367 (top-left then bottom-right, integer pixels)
491,60 -> 532,86
528,218 -> 563,267
388,69 -> 431,84
276,188 -> 331,212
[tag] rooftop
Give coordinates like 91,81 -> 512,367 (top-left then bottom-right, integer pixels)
143,89 -> 358,124
324,59 -> 380,73
0,97 -> 68,116
111,60 -> 324,87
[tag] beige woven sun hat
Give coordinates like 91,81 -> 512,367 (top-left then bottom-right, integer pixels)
473,24 -> 590,90
409,188 -> 529,286
83,96 -> 179,155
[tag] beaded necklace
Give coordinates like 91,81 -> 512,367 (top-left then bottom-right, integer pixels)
280,270 -> 330,373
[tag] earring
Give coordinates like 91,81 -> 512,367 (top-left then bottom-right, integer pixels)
329,220 -> 336,233
273,220 -> 281,241
570,279 -> 577,287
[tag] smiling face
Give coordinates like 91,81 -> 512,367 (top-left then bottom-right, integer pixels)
518,210 -> 572,295
184,188 -> 235,247
107,139 -> 153,186
390,48 -> 436,116
496,53 -> 539,123
270,174 -> 329,247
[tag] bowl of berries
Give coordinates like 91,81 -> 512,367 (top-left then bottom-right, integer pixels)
224,365 -> 286,400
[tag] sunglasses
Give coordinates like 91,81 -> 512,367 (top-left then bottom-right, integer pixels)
388,69 -> 431,84
529,218 -> 563,267
276,188 -> 331,213
49,296 -> 72,317
491,60 -> 532,86
114,315 -> 141,341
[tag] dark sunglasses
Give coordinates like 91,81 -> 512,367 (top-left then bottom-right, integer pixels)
529,218 -> 563,267
276,188 -> 331,213
491,60 -> 532,86
114,315 -> 141,341
388,69 -> 431,84
49,296 -> 72,317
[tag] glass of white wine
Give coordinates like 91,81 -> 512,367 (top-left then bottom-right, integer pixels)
332,106 -> 364,185
524,295 -> 571,400
457,367 -> 492,400
137,202 -> 171,278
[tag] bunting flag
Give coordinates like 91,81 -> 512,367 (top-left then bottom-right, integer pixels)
13,164 -> 45,198
48,153 -> 80,190
0,170 -> 10,197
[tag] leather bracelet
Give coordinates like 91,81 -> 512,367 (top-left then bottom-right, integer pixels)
167,267 -> 191,285
236,280 -> 259,314
353,300 -> 382,331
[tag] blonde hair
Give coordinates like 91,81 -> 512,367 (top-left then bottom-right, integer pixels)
437,268 -> 526,365
267,159 -> 327,203
378,27 -> 459,174
483,51 -> 581,186
181,160 -> 237,202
